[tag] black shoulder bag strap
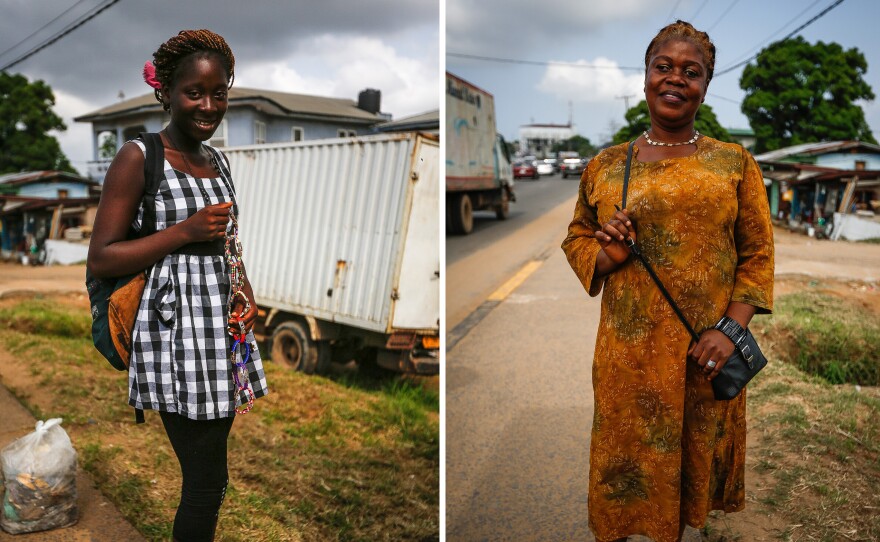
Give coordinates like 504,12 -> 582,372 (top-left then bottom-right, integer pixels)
620,140 -> 701,344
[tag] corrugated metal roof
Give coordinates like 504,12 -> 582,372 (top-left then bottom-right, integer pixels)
0,170 -> 95,186
376,109 -> 439,132
74,87 -> 385,123
754,140 -> 880,162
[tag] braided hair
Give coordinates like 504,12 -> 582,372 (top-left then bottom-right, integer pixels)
151,29 -> 235,111
644,20 -> 715,84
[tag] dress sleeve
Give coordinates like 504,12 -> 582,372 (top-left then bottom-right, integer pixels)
731,147 -> 774,313
561,160 -> 605,297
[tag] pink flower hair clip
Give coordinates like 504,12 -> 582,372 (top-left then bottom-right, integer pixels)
143,61 -> 161,90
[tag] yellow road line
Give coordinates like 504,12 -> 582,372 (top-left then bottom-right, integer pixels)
487,260 -> 543,301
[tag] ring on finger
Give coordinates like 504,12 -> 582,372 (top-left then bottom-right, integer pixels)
706,360 -> 717,369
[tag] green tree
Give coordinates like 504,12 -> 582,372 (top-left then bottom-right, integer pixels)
552,135 -> 597,157
98,132 -> 117,159
0,72 -> 74,174
740,37 -> 876,153
612,100 -> 732,145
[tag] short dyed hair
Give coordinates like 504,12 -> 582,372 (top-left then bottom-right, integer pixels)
644,20 -> 715,84
151,29 -> 235,111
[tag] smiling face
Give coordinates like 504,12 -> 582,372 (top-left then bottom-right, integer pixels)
644,39 -> 708,133
163,52 -> 229,143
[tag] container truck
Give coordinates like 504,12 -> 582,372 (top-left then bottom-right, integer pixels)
224,132 -> 440,375
446,72 -> 514,235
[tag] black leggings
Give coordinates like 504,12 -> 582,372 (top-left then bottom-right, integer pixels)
160,411 -> 234,542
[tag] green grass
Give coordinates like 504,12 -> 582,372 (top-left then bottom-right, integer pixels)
753,291 -> 880,385
0,295 -> 439,541
706,286 -> 880,542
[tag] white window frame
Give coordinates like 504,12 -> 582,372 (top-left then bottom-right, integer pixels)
292,126 -> 304,142
209,119 -> 228,148
337,129 -> 357,138
254,120 -> 267,144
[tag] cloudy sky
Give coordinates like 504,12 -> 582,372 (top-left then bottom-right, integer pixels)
447,0 -> 880,147
0,0 -> 439,174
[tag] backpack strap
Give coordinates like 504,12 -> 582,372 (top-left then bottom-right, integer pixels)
130,132 -> 164,425
138,132 -> 165,237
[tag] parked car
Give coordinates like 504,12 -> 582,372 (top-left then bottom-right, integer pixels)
561,158 -> 586,179
536,162 -> 555,176
513,161 -> 539,179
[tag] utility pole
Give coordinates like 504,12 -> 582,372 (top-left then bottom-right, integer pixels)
615,94 -> 636,111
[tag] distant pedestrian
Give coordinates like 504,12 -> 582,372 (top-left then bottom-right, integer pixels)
562,20 -> 774,542
87,29 -> 268,542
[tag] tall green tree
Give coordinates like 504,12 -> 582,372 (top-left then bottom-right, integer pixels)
0,72 -> 74,174
612,100 -> 731,145
552,135 -> 597,157
740,37 -> 876,153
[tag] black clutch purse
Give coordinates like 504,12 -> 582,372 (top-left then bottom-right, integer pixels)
618,140 -> 767,400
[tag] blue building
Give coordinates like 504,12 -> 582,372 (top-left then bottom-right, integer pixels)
0,171 -> 99,259
755,141 -> 880,226
75,87 -> 389,183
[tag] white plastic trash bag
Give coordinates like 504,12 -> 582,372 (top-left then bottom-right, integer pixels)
1,418 -> 78,534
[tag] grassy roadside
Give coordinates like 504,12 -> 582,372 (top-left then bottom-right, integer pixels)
0,294 -> 439,541
704,283 -> 880,542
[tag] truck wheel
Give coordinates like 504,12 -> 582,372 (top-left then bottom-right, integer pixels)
270,321 -> 330,374
494,190 -> 509,220
450,193 -> 473,235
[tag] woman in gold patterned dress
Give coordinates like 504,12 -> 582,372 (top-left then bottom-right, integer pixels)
561,21 -> 774,542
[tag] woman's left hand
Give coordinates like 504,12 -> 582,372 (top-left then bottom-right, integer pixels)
228,294 -> 258,336
688,329 -> 736,381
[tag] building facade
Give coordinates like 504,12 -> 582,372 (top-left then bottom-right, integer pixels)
518,123 -> 574,157
75,88 -> 390,183
755,141 -> 880,237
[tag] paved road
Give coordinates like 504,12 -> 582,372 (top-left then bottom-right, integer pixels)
446,173 -> 579,329
446,173 -> 604,540
446,246 -> 600,540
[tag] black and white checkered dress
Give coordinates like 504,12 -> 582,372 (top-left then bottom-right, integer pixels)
128,139 -> 268,420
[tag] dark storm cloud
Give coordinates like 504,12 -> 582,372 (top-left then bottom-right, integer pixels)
446,0 -> 648,57
0,0 -> 437,104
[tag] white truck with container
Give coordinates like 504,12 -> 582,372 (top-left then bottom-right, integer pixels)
224,132 -> 440,375
446,72 -> 514,235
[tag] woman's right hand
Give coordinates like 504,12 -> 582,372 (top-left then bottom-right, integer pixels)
181,202 -> 233,242
595,208 -> 636,265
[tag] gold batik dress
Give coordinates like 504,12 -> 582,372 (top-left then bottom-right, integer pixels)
562,137 -> 774,542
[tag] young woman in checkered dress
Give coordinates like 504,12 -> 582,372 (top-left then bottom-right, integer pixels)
87,30 -> 267,542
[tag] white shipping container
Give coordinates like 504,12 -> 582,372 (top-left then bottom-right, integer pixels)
224,133 -> 439,338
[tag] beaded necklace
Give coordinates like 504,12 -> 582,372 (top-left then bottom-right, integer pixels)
225,211 -> 255,414
166,130 -> 255,414
643,129 -> 700,147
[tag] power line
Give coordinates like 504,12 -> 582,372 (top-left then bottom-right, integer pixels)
689,0 -> 711,24
714,0 -> 846,77
0,0 -> 121,72
721,0 -> 821,68
447,52 -> 644,71
665,0 -> 684,23
706,0 -> 741,32
707,92 -> 741,105
0,0 -> 93,62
